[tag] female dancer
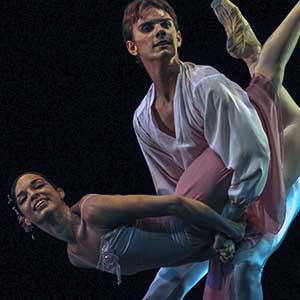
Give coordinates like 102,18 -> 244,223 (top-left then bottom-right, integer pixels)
10,171 -> 243,285
9,0 -> 300,291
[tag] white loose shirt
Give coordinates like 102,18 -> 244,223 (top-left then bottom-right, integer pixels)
133,61 -> 270,209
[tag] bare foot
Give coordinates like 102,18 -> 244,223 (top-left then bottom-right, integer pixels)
211,0 -> 261,61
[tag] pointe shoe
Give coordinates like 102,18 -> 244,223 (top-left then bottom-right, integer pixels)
211,0 -> 261,60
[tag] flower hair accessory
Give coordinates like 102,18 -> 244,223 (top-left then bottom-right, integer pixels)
8,194 -> 35,240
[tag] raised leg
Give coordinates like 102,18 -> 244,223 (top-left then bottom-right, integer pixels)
211,0 -> 261,75
210,0 -> 300,221
251,1 -> 300,191
212,0 -> 300,129
254,1 -> 300,92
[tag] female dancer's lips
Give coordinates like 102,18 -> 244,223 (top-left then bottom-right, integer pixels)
34,199 -> 48,211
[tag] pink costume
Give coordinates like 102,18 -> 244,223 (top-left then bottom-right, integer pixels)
133,62 -> 285,299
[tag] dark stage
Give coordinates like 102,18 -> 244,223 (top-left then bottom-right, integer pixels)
2,0 -> 300,299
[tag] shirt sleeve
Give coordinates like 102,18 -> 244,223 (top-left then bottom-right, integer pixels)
133,114 -> 182,195
193,74 -> 270,209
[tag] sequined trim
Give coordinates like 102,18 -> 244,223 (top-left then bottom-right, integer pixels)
96,228 -> 124,285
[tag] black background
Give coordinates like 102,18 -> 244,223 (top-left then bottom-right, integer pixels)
2,0 -> 300,299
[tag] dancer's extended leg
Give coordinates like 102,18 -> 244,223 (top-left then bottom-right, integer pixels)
213,0 -> 300,190
254,2 -> 300,91
212,0 -> 300,130
253,1 -> 300,190
211,0 -> 261,74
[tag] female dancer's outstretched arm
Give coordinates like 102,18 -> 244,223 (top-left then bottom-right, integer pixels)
85,193 -> 244,241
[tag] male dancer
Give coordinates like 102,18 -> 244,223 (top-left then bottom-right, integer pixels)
123,0 -> 300,299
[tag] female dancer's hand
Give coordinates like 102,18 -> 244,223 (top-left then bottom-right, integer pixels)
213,233 -> 235,263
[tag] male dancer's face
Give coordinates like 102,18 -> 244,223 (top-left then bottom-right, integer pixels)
126,6 -> 182,65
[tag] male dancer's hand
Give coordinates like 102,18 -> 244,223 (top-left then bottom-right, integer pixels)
213,233 -> 235,263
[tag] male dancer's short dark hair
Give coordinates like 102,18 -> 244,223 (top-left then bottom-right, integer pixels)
122,0 -> 180,42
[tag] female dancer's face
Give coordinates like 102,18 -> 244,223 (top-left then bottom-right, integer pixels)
15,173 -> 65,225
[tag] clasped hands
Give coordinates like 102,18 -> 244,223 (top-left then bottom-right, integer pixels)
213,220 -> 246,263
214,203 -> 247,262
213,233 -> 236,263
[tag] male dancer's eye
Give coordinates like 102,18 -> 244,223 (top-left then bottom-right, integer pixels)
141,24 -> 153,33
161,20 -> 172,29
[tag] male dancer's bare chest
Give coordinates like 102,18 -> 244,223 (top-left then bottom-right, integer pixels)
149,92 -> 209,169
153,99 -> 176,138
